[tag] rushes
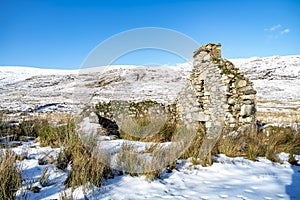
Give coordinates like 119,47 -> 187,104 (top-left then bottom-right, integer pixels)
0,150 -> 22,200
118,114 -> 176,142
116,142 -> 167,181
116,142 -> 141,176
37,118 -> 75,148
54,119 -> 112,192
64,148 -> 112,192
215,125 -> 300,162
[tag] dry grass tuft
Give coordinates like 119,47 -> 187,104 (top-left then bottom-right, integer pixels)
175,120 -> 300,165
64,148 -> 113,192
53,119 -> 112,192
180,124 -> 206,159
116,142 -> 143,176
116,142 -> 167,181
0,150 -> 22,200
36,118 -> 75,148
214,124 -> 300,162
119,115 -> 176,142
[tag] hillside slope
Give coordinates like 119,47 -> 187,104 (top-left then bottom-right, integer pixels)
0,55 -> 299,122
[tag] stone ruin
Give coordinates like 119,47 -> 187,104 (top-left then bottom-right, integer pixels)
92,43 -> 257,138
178,43 -> 257,134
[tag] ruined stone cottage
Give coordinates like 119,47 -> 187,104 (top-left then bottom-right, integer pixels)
177,43 -> 256,133
93,43 -> 257,138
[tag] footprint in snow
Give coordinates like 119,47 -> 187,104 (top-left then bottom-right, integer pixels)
236,194 -> 249,200
276,194 -> 285,198
251,186 -> 259,190
264,197 -> 272,200
244,189 -> 254,193
200,196 -> 209,200
219,194 -> 228,198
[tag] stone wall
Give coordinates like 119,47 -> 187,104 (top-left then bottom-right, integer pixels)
178,43 -> 256,131
94,43 -> 257,137
95,100 -> 177,123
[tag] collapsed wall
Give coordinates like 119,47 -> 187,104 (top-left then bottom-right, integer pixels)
94,43 -> 257,137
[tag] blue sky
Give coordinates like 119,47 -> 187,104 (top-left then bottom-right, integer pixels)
0,0 -> 299,69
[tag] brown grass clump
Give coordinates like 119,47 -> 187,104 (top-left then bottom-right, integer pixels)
180,123 -> 206,159
118,115 -> 176,143
55,119 -> 112,192
217,134 -> 246,157
262,126 -> 300,155
64,148 -> 112,192
0,115 -> 75,148
36,119 -> 75,148
174,119 -> 300,165
116,142 -> 141,176
4,116 -> 114,193
0,150 -> 22,200
116,142 -> 167,181
214,124 -> 300,162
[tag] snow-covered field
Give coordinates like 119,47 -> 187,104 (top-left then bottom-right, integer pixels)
9,140 -> 300,200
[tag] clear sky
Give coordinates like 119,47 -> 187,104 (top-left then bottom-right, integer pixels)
0,0 -> 299,69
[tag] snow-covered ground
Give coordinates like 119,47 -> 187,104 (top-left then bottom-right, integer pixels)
10,140 -> 300,200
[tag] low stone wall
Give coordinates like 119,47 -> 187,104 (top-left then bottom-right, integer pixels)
95,100 -> 177,122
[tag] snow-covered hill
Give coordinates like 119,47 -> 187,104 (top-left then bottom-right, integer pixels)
231,55 -> 300,80
230,55 -> 300,118
0,55 -> 299,118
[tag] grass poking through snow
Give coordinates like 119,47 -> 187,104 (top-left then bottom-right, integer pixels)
0,150 -> 22,200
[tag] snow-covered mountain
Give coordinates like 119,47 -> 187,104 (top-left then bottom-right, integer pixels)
0,55 -> 299,117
